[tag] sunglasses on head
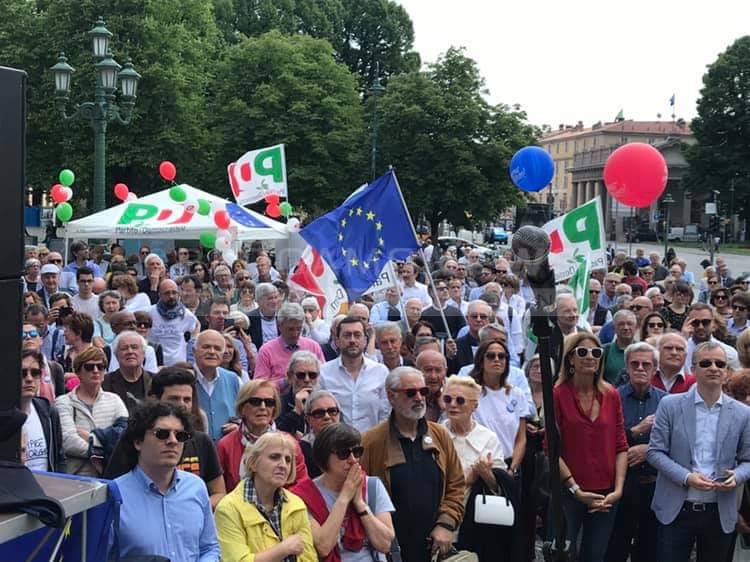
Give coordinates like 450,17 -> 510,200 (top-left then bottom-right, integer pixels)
334,445 -> 365,460
690,318 -> 712,328
697,359 -> 727,369
22,368 -> 42,378
396,387 -> 429,398
574,346 -> 603,359
245,397 -> 276,408
151,428 -> 192,442
308,407 -> 340,419
485,351 -> 507,361
294,371 -> 319,381
442,394 -> 468,406
82,362 -> 106,372
22,329 -> 39,339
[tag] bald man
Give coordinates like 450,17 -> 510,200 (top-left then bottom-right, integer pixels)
194,330 -> 240,440
149,279 -> 199,366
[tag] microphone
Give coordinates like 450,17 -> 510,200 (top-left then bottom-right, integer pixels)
511,225 -> 556,310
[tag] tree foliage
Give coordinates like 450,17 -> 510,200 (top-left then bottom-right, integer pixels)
376,47 -> 539,230
209,31 -> 366,212
684,36 -> 750,218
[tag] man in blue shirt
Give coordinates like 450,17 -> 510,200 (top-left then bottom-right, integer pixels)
606,342 -> 666,562
113,401 -> 220,561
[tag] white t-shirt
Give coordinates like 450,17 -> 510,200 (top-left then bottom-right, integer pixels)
108,344 -> 159,373
474,385 -> 530,459
71,293 -> 100,319
124,293 -> 152,313
148,305 -> 198,367
23,405 -> 48,472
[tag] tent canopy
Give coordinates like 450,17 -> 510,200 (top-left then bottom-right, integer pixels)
59,184 -> 289,240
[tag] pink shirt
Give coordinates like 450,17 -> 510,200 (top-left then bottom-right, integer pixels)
254,336 -> 325,389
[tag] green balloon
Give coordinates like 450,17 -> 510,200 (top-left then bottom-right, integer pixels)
59,169 -> 75,187
169,186 -> 187,202
279,201 -> 293,217
200,231 -> 216,249
56,202 -> 73,222
197,199 -> 212,216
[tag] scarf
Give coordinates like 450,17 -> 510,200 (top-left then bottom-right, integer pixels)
290,476 -> 367,562
156,299 -> 185,321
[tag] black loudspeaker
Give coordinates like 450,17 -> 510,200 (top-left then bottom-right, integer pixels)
0,66 -> 27,462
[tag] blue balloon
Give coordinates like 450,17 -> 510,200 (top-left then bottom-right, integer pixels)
509,146 -> 555,192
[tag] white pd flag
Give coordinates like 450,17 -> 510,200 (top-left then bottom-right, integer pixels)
228,144 -> 288,205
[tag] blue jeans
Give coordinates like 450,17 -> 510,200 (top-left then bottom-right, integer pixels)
560,491 -> 619,562
658,503 -> 733,562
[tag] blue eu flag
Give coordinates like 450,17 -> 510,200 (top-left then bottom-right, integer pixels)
300,171 -> 419,300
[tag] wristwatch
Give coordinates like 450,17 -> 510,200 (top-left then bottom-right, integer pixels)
435,522 -> 456,532
568,483 -> 581,496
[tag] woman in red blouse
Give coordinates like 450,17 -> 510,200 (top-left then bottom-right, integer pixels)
553,331 -> 627,562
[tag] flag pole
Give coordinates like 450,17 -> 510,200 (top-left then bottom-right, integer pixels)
388,170 -> 453,338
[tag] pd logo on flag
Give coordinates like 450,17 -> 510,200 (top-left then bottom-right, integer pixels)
543,198 -> 607,281
228,144 -> 287,205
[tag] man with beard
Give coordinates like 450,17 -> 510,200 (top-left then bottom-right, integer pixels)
319,316 -> 389,433
415,349 -> 447,422
149,279 -> 199,367
361,367 -> 464,562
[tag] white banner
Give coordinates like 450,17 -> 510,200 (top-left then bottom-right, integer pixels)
288,245 -> 346,320
228,144 -> 288,205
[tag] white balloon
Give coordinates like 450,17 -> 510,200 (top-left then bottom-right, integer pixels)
216,229 -> 232,241
215,236 -> 232,252
222,249 -> 237,264
287,217 -> 301,232
61,187 -> 73,202
126,192 -> 138,201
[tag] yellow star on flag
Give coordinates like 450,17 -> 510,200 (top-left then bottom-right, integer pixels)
350,257 -> 359,266
366,211 -> 375,221
341,218 -> 347,227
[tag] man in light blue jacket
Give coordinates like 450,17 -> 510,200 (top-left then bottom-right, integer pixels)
647,340 -> 750,562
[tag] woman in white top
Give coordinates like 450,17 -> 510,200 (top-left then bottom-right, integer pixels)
499,275 -> 526,319
441,375 -> 506,491
111,274 -> 150,313
469,339 -> 528,475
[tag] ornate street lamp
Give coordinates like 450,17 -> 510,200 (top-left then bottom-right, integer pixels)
50,17 -> 140,212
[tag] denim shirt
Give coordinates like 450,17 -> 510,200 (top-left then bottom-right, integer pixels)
618,382 -> 666,477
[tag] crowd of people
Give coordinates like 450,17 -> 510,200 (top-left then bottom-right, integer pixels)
16,237 -> 750,562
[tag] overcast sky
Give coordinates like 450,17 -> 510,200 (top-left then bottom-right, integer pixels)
396,0 -> 750,128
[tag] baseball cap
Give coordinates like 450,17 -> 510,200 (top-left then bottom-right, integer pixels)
41,264 -> 60,275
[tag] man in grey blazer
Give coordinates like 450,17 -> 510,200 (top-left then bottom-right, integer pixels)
647,340 -> 750,561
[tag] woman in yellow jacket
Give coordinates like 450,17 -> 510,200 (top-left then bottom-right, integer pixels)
215,432 -> 317,562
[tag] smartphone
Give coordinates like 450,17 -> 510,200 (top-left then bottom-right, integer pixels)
223,318 -> 235,330
58,306 -> 74,319
713,472 -> 733,484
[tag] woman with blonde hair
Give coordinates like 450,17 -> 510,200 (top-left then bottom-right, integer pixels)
215,432 -> 318,562
553,331 -> 628,562
737,330 -> 750,369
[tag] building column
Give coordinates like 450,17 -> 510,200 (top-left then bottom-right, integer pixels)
571,182 -> 578,208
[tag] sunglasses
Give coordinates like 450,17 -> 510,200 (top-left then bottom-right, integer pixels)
22,329 -> 39,339
82,362 -> 106,372
442,394 -> 468,406
574,346 -> 603,359
151,428 -> 192,442
708,280 -> 719,285
49,259 -> 63,264
647,322 -> 665,329
715,295 -> 728,301
496,270 -> 508,275
589,289 -> 600,294
485,351 -> 507,361
697,359 -> 727,369
294,371 -> 319,381
628,361 -> 653,370
308,407 -> 340,419
395,387 -> 429,398
246,397 -> 276,408
734,305 -> 747,312
469,314 -> 489,320
690,319 -> 712,328
240,288 -> 254,295
334,445 -> 365,460
22,368 -> 42,378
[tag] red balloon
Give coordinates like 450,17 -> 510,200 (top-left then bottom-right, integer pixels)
213,210 -> 231,230
159,161 -> 177,182
603,143 -> 668,208
114,183 -> 130,201
50,184 -> 66,204
265,193 -> 280,206
266,204 -> 281,218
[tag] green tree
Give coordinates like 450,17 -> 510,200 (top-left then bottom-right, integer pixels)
684,36 -> 750,220
376,47 -> 538,230
209,30 -> 366,213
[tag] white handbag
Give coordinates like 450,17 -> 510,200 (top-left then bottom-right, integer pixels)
473,490 -> 515,526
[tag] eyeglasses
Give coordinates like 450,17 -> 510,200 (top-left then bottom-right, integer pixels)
690,318 -> 712,328
78,278 -> 94,284
395,387 -> 429,398
485,351 -> 507,361
82,362 -> 106,372
469,314 -> 489,320
647,322 -> 665,329
697,359 -> 727,369
442,394 -> 468,406
151,428 -> 192,442
308,407 -> 340,419
245,397 -> 276,408
334,446 -> 365,460
22,329 -> 39,339
22,368 -> 42,378
734,305 -> 747,311
574,346 -> 603,359
628,361 -> 653,370
294,371 -> 319,381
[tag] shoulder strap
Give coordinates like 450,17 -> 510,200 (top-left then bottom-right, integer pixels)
507,305 -> 513,325
367,476 -> 377,513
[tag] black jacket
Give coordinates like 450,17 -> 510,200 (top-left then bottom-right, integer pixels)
420,304 -> 466,339
31,397 -> 67,474
276,389 -> 306,436
449,333 -> 477,375
247,309 -> 265,348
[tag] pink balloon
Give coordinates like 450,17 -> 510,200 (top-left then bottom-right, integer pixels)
213,210 -> 231,230
50,184 -> 66,204
159,161 -> 177,182
114,183 -> 129,201
603,143 -> 668,208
